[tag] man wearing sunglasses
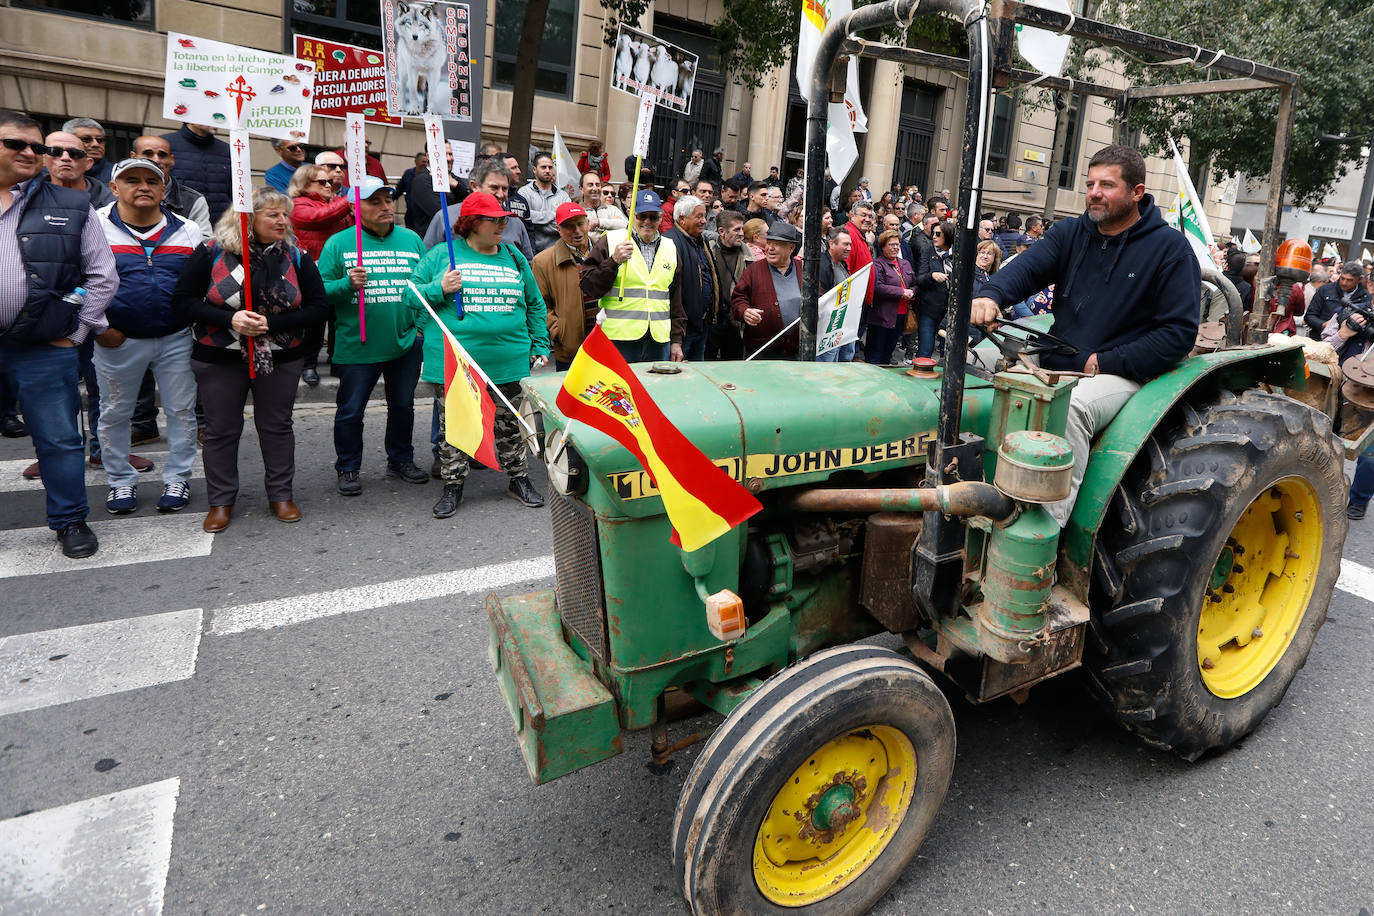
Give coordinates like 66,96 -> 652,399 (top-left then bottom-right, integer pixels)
41,131 -> 113,209
265,139 -> 307,193
0,109 -> 119,559
63,118 -> 112,185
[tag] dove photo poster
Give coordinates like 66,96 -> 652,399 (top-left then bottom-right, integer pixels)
162,33 -> 315,141
294,34 -> 403,126
610,24 -> 697,115
381,0 -> 476,120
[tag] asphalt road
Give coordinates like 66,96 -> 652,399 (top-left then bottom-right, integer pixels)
1,380 -> 1371,915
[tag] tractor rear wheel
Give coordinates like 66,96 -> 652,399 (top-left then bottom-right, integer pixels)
1089,389 -> 1346,760
671,645 -> 955,915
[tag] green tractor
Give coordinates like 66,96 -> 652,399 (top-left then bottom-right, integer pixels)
486,1 -> 1363,912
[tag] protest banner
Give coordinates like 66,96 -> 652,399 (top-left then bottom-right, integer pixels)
162,33 -> 314,141
380,0 -> 476,120
817,264 -> 869,356
294,34 -> 402,126
609,24 -> 697,114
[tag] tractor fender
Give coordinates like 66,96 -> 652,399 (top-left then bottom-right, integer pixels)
1058,341 -> 1309,598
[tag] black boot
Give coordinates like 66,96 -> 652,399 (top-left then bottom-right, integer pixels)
432,482 -> 463,518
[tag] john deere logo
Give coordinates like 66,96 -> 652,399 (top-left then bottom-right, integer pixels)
580,381 -> 641,427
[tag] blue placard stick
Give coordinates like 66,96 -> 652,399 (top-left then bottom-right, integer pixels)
439,190 -> 463,319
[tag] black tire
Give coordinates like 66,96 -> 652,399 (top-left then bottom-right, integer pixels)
1088,389 -> 1346,760
671,645 -> 955,916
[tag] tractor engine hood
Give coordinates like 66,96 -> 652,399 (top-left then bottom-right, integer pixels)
523,361 -> 995,518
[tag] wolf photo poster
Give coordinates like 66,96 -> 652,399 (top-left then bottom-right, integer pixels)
380,0 -> 476,119
610,24 -> 697,115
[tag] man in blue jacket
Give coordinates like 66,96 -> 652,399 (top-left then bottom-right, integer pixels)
94,158 -> 203,515
971,144 -> 1200,527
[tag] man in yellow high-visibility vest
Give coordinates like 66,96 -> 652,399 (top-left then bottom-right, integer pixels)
580,189 -> 685,363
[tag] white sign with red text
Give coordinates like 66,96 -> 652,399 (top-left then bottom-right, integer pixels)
163,33 -> 315,142
344,112 -> 368,190
229,129 -> 253,213
631,93 -> 655,158
423,114 -> 449,192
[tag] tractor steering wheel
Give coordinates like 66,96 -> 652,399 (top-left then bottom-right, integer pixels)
981,318 -> 1079,363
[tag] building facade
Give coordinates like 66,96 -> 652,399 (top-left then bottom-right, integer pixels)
4,0 -> 1246,232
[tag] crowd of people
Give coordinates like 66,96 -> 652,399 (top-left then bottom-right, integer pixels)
6,104 -> 1374,560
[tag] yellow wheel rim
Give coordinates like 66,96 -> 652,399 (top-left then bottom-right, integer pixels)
1197,477 -> 1322,699
753,725 -> 916,907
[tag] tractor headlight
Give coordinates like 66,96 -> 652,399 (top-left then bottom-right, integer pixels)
518,398 -> 544,459
545,427 -> 587,496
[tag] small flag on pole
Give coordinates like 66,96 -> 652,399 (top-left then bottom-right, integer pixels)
407,282 -> 498,467
1241,228 -> 1262,254
551,126 -> 580,196
1168,136 -> 1217,271
556,327 -> 761,551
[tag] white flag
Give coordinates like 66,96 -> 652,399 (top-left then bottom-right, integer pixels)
825,102 -> 859,185
817,263 -> 869,355
1168,136 -> 1217,271
551,126 -> 580,196
1323,241 -> 1342,261
1241,228 -> 1261,254
796,0 -> 866,133
1014,0 -> 1073,78
1363,247 -> 1372,262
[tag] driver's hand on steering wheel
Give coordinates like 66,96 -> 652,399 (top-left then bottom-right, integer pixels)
970,296 -> 1001,326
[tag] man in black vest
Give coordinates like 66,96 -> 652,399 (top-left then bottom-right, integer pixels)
0,109 -> 119,558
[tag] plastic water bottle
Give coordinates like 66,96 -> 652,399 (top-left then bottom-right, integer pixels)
61,286 -> 87,306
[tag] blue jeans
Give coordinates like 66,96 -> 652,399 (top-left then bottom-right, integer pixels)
78,337 -> 100,460
1011,300 -> 1034,320
0,342 -> 88,528
93,330 -> 198,487
334,340 -> 424,473
1350,452 -> 1374,508
816,341 -> 856,362
865,325 -> 901,365
682,327 -> 708,362
611,333 -> 669,364
917,314 -> 941,359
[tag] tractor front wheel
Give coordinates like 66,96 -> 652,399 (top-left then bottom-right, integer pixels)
1090,390 -> 1346,760
671,645 -> 955,915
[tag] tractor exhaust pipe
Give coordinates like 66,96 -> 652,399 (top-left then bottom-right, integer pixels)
788,482 -> 1016,523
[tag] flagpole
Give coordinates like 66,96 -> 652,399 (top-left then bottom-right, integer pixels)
438,191 -> 464,318
406,281 -> 535,437
239,211 -> 257,379
353,186 -> 367,342
617,154 -> 643,300
745,317 -> 800,361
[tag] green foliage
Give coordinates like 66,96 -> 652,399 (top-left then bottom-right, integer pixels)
1089,0 -> 1374,205
598,0 -> 959,90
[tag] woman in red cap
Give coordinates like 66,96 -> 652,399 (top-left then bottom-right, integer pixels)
411,191 -> 551,519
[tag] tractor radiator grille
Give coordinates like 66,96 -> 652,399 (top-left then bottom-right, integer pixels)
549,488 -> 608,661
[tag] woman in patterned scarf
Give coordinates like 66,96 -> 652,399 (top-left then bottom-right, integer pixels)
171,186 -> 329,533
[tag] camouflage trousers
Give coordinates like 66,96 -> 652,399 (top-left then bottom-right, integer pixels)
431,381 -> 530,483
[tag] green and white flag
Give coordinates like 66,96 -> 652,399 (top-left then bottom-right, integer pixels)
1168,136 -> 1216,270
1241,228 -> 1261,254
551,126 -> 580,197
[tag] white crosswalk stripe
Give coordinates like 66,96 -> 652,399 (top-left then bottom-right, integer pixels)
0,513 -> 213,579
0,452 -> 205,494
0,609 -> 203,717
0,778 -> 180,916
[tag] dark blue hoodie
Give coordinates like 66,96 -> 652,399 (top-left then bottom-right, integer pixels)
981,194 -> 1200,381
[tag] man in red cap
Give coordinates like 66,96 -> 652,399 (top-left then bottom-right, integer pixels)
532,201 -> 597,370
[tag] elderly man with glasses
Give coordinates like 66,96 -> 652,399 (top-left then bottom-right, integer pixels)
265,139 -> 307,192
580,189 -> 686,363
41,130 -> 114,209
62,117 -> 112,184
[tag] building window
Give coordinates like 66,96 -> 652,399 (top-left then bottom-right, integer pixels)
1058,93 -> 1086,189
987,92 -> 1017,176
492,0 -> 577,99
291,0 -> 382,48
14,0 -> 152,28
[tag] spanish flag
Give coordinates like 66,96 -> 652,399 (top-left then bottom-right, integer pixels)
408,281 -> 499,469
556,327 -> 761,551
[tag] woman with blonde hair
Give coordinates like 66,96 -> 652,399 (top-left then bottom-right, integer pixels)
743,217 -> 768,261
286,163 -> 350,383
171,186 -> 329,532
